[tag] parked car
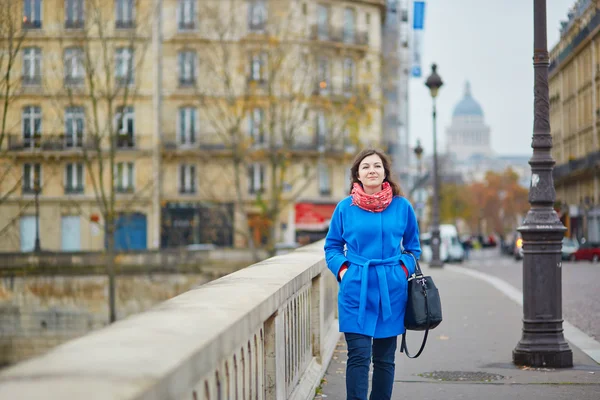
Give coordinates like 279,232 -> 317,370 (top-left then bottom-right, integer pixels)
561,237 -> 579,260
570,241 -> 600,262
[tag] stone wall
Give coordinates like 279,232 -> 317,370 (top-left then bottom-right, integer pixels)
0,274 -> 211,367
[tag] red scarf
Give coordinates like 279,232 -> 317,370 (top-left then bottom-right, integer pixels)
351,182 -> 393,212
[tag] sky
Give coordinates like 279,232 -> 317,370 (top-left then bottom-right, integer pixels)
408,0 -> 576,157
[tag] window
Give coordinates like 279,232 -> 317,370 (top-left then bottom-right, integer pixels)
65,0 -> 84,28
22,106 -> 42,148
343,57 -> 355,92
115,162 -> 134,192
179,164 -> 196,194
178,50 -> 196,86
65,163 -> 84,194
115,0 -> 135,28
178,107 -> 197,145
250,52 -> 267,82
316,57 -> 329,93
248,0 -> 267,32
317,4 -> 329,39
115,106 -> 135,147
65,107 -> 85,147
249,108 -> 264,146
316,111 -> 327,148
23,0 -> 42,29
115,48 -> 134,85
318,163 -> 331,196
248,163 -> 265,194
64,47 -> 84,85
177,0 -> 196,30
23,163 -> 41,194
22,47 -> 41,85
343,8 -> 355,43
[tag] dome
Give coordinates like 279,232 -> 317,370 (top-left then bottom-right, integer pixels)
453,82 -> 484,117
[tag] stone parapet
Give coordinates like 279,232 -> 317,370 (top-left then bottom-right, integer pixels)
0,241 -> 340,400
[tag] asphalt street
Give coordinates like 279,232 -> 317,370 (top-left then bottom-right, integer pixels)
459,247 -> 600,342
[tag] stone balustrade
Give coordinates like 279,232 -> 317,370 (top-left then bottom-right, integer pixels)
0,241 -> 340,400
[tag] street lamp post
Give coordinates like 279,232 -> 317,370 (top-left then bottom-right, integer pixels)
34,174 -> 41,253
425,64 -> 443,268
512,0 -> 573,368
413,140 -> 424,228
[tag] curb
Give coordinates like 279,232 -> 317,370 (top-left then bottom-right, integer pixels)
446,265 -> 600,365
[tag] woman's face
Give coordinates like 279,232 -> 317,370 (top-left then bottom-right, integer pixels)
357,154 -> 385,193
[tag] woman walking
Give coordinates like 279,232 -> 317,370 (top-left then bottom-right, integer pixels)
324,148 -> 421,400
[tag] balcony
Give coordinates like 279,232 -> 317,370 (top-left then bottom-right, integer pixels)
178,78 -> 196,88
114,134 -> 135,149
22,20 -> 42,29
6,134 -> 96,152
65,20 -> 84,29
22,75 -> 41,86
115,20 -> 135,29
21,185 -> 40,195
65,185 -> 84,195
309,25 -> 369,47
115,185 -> 135,194
248,20 -> 266,33
553,150 -> 600,183
162,133 -> 228,153
312,82 -> 371,100
178,22 -> 196,31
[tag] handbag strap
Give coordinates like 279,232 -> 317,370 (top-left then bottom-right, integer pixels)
401,250 -> 430,358
401,288 -> 430,358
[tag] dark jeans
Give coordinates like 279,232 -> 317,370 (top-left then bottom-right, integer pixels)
344,333 -> 397,400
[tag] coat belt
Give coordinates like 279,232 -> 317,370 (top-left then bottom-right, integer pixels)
345,253 -> 402,328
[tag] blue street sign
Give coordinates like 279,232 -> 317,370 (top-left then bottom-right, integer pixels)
411,66 -> 422,77
413,1 -> 425,30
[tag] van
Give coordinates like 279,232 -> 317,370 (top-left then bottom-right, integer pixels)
440,224 -> 465,262
419,225 -> 464,263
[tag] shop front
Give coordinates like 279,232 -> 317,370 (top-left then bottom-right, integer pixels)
161,202 -> 234,248
294,202 -> 337,244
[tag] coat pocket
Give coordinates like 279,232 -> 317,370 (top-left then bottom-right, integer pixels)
339,264 -> 360,307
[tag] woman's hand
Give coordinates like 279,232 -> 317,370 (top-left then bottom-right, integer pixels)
401,263 -> 409,279
339,268 -> 347,281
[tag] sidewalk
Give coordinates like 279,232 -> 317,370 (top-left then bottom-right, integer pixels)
316,263 -> 600,400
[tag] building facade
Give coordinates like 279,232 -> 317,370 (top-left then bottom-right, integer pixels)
549,0 -> 600,242
0,0 -> 388,252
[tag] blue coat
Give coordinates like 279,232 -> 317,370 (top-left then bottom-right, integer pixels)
324,196 -> 421,338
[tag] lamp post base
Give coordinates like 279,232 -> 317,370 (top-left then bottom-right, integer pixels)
429,259 -> 444,268
513,346 -> 573,369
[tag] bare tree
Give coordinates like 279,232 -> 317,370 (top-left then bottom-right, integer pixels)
193,1 -> 372,257
0,0 -> 28,205
45,0 -> 154,322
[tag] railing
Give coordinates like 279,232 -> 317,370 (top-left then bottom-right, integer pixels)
162,133 -> 355,155
0,242 -> 340,400
309,25 -> 369,47
6,134 -> 97,151
553,150 -> 600,182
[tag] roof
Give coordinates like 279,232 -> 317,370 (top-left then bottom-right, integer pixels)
453,81 -> 484,117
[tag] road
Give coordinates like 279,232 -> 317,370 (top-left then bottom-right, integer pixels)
455,247 -> 600,342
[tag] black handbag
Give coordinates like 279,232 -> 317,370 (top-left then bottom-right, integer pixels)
400,250 -> 443,358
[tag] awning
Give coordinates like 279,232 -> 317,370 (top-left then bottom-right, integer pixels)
295,202 -> 337,231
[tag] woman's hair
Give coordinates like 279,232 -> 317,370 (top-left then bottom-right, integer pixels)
348,148 -> 403,196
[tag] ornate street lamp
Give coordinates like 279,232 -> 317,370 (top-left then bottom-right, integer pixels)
425,64 -> 443,268
34,171 -> 41,253
512,0 -> 573,368
413,140 -> 424,228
